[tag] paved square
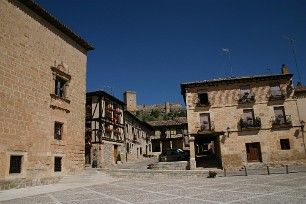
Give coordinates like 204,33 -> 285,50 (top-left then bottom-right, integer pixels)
1,171 -> 306,204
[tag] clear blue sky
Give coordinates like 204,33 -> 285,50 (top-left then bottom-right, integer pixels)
36,0 -> 306,105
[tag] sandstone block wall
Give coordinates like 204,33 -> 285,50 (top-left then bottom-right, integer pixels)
185,77 -> 306,170
0,0 -> 88,187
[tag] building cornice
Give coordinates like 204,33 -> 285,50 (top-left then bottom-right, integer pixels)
18,0 -> 94,51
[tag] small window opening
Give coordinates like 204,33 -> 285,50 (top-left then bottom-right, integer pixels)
55,77 -> 67,98
9,155 -> 22,174
54,157 -> 62,172
280,139 -> 290,150
54,122 -> 63,140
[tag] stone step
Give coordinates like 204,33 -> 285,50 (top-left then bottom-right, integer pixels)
241,162 -> 268,170
59,169 -> 118,184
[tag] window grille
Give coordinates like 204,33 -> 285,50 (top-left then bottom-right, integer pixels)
55,77 -> 66,98
54,157 -> 62,172
9,155 -> 22,173
280,139 -> 290,150
54,122 -> 63,140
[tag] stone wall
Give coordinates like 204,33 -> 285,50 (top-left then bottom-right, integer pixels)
185,76 -> 306,170
137,103 -> 183,112
0,0 -> 88,189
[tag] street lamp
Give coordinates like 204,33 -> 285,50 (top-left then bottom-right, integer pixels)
300,120 -> 306,157
226,127 -> 231,137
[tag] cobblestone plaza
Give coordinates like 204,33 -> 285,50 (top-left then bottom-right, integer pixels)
1,165 -> 306,204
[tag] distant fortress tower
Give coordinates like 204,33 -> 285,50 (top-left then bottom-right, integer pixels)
124,91 -> 183,113
124,91 -> 137,111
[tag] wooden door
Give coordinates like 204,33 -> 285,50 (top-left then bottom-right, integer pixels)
85,144 -> 91,164
114,145 -> 118,163
246,143 -> 261,162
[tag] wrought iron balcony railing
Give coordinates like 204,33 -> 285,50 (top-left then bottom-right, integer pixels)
240,117 -> 261,130
267,90 -> 286,101
271,115 -> 292,128
238,92 -> 256,103
199,121 -> 215,132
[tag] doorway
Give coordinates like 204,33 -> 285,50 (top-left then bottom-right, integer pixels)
246,142 -> 262,162
85,144 -> 91,165
114,145 -> 118,163
194,135 -> 222,168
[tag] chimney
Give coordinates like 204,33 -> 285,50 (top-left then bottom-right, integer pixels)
281,64 -> 289,74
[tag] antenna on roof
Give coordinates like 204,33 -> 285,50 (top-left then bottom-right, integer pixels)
282,35 -> 302,84
222,48 -> 233,77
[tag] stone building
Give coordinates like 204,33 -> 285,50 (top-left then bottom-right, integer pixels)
124,111 -> 154,162
86,90 -> 153,168
181,65 -> 306,170
148,117 -> 189,156
124,91 -> 184,114
294,82 -> 306,122
124,91 -> 137,112
86,91 -> 125,168
0,0 -> 93,189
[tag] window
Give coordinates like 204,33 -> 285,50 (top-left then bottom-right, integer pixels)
176,128 -> 183,134
274,107 -> 285,125
270,83 -> 282,97
243,109 -> 254,124
198,89 -> 209,105
280,139 -> 290,150
240,86 -> 250,95
240,109 -> 261,129
51,65 -> 71,101
55,77 -> 67,98
54,122 -> 63,140
9,155 -> 22,174
160,129 -> 166,139
239,86 -> 255,103
200,113 -> 211,131
54,157 -> 62,172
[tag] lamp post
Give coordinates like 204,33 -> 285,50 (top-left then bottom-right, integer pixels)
226,127 -> 231,137
300,120 -> 306,156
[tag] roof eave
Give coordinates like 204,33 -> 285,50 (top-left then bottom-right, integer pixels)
19,0 -> 94,51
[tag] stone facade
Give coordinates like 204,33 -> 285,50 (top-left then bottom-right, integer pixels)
0,0 -> 93,190
148,117 -> 189,156
86,91 -> 154,168
124,91 -> 137,112
124,90 -> 183,114
294,83 -> 306,122
86,91 -> 125,168
124,111 -> 153,162
137,102 -> 183,114
181,65 -> 306,170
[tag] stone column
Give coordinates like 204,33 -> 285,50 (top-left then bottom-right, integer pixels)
189,137 -> 196,169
